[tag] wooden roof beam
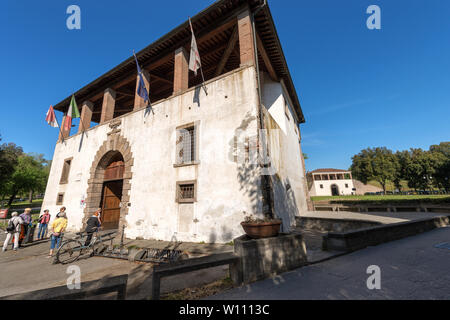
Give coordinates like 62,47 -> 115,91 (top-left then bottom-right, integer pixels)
215,25 -> 239,77
256,31 -> 277,81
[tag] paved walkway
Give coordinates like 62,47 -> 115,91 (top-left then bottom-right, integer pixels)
0,232 -> 229,299
302,210 -> 446,224
207,226 -> 450,300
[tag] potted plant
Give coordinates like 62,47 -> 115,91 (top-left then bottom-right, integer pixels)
240,212 -> 282,239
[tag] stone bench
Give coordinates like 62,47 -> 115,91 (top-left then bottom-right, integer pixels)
151,252 -> 239,300
1,274 -> 128,300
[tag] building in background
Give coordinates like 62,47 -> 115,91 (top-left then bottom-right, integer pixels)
41,0 -> 309,243
307,169 -> 355,196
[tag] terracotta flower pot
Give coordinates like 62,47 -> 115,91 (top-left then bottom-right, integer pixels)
240,220 -> 282,239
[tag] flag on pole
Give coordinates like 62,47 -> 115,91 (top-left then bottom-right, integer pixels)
133,51 -> 150,104
189,18 -> 202,76
45,105 -> 59,128
64,95 -> 80,131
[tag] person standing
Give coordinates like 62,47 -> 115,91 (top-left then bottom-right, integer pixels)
56,207 -> 66,218
37,210 -> 51,240
84,210 -> 101,247
18,208 -> 32,247
2,212 -> 24,252
48,212 -> 68,257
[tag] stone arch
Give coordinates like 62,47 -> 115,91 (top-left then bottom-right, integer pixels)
83,133 -> 134,232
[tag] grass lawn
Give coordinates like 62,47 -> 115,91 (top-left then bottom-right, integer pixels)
3,199 -> 43,209
311,194 -> 450,205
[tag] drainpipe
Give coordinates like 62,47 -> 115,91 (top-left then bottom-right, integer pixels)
251,0 -> 266,115
250,0 -> 275,219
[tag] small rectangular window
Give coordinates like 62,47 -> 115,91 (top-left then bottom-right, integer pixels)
176,181 -> 197,203
175,123 -> 198,166
345,184 -> 349,188
60,158 -> 73,184
284,97 -> 290,121
320,184 -> 324,189
56,193 -> 64,205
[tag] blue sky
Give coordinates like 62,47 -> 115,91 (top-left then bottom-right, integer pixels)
0,0 -> 449,172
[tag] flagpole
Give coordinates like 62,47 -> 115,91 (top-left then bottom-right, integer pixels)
56,114 -> 65,144
189,17 -> 208,96
133,50 -> 154,116
200,67 -> 208,95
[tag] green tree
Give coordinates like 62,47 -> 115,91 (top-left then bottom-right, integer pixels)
394,150 -> 411,192
404,148 -> 445,191
0,139 -> 24,202
351,147 -> 399,193
5,154 -> 48,206
429,142 -> 450,191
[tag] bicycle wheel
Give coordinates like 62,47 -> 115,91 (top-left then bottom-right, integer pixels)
56,239 -> 83,264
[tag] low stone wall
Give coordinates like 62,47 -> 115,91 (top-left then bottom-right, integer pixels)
296,216 -> 380,233
231,233 -> 307,285
323,215 -> 450,252
313,203 -> 450,214
0,274 -> 128,300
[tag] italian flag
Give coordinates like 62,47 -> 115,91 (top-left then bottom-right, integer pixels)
64,95 -> 80,131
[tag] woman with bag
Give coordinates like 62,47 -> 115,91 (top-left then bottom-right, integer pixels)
47,211 -> 68,258
2,212 -> 24,252
37,210 -> 51,240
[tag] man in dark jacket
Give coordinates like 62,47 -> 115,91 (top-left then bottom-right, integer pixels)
84,209 -> 101,247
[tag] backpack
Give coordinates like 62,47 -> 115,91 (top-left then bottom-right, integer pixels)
6,219 -> 16,232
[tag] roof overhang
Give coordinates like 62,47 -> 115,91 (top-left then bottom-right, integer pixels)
53,0 -> 305,124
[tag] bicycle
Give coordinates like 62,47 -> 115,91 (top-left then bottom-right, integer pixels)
55,228 -> 113,264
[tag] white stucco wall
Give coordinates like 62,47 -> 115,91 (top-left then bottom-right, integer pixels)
310,179 -> 355,196
42,66 -> 263,243
261,73 -> 309,232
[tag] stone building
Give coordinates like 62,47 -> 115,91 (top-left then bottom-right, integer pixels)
41,0 -> 309,243
307,169 -> 356,197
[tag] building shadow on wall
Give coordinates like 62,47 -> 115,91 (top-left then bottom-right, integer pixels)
228,112 -> 260,217
271,175 -> 299,233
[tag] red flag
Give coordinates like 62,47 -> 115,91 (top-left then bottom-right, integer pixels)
45,105 -> 58,128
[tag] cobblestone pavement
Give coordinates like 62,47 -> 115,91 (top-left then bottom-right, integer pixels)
208,226 -> 450,300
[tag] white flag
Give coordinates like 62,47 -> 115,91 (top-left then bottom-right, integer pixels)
189,18 -> 202,76
45,105 -> 59,128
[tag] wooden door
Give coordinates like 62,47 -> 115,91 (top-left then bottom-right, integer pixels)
331,184 -> 339,196
101,180 -> 123,230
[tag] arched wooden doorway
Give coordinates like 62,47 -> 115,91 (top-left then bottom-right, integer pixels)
101,153 -> 125,230
331,184 -> 339,196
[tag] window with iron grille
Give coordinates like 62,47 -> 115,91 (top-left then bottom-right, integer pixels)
176,181 -> 197,203
176,123 -> 198,165
56,193 -> 64,205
